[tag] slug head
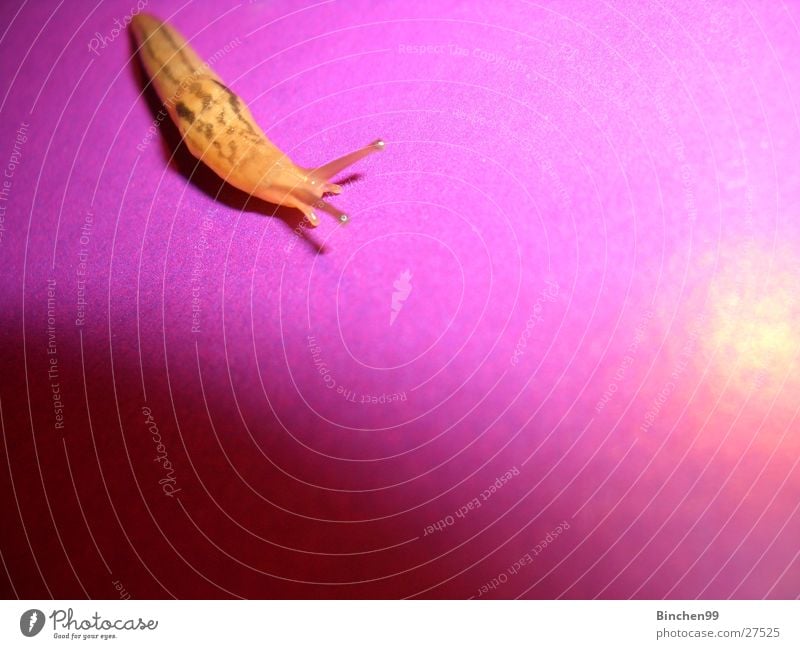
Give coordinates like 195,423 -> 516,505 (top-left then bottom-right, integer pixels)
253,140 -> 385,227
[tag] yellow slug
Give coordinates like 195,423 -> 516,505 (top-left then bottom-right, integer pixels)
130,13 -> 384,226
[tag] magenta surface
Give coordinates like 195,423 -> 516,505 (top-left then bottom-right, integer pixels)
1,0 -> 800,598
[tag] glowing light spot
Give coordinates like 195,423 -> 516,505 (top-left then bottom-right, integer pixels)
707,241 -> 798,377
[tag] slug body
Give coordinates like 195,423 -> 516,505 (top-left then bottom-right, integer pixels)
131,13 -> 383,226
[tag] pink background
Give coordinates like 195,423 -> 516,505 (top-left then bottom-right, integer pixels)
1,0 -> 800,598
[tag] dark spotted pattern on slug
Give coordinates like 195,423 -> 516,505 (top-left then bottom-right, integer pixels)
131,13 -> 384,226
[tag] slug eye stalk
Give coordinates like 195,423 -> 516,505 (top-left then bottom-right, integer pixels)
307,139 -> 385,185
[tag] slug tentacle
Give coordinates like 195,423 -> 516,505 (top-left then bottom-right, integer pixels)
131,13 -> 383,227
306,139 -> 385,183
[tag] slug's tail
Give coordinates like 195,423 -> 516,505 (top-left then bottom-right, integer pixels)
131,13 -> 220,104
306,139 -> 385,184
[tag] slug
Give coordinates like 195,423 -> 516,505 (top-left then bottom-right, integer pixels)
130,13 -> 383,226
